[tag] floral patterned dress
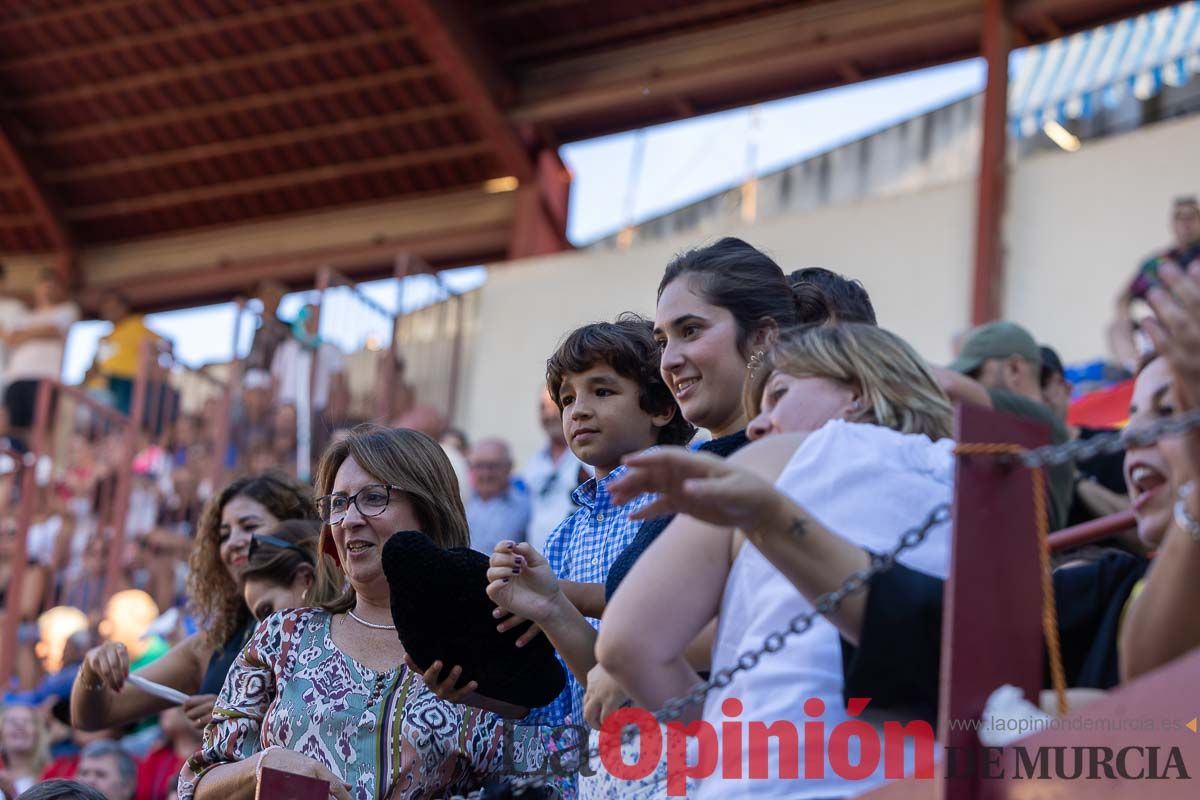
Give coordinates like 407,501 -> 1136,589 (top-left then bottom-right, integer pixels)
177,607 -> 505,800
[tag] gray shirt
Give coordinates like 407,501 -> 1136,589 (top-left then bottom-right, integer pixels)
466,486 -> 532,555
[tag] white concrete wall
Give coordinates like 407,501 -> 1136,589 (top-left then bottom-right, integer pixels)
462,112 -> 1200,465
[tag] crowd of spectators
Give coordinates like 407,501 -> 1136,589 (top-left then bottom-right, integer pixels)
0,193 -> 1197,799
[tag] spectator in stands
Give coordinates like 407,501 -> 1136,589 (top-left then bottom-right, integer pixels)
0,704 -> 50,798
134,707 -> 198,800
440,427 -> 469,459
229,375 -> 272,472
599,323 -> 954,798
944,321 -> 1073,529
465,438 -> 530,554
0,263 -> 27,397
788,266 -> 877,325
1,269 -> 80,448
1110,197 -> 1200,373
587,241 -> 876,794
479,315 -> 693,789
240,519 -> 341,623
605,238 -> 877,602
71,474 -> 318,736
17,780 -> 108,800
269,405 -> 298,471
97,591 -> 168,674
62,536 -> 115,627
1121,261 -> 1200,679
167,416 -> 202,469
76,741 -> 136,800
179,426 -> 505,800
269,303 -> 346,421
88,291 -> 164,417
243,280 -> 289,376
1040,345 -> 1136,537
6,630 -> 91,710
1119,196 -> 1200,311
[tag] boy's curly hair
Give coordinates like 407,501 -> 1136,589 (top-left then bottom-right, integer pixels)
546,313 -> 694,447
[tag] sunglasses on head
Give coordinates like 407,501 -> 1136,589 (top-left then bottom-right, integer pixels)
248,533 -> 313,565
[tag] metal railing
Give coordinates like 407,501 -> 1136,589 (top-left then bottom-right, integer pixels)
1047,507 -> 1139,552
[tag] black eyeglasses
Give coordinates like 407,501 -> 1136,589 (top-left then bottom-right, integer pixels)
248,534 -> 312,564
315,484 -> 402,525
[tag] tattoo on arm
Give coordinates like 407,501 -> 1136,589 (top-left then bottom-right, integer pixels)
786,515 -> 808,541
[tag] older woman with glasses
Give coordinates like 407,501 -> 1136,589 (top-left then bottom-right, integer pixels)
179,425 -> 507,800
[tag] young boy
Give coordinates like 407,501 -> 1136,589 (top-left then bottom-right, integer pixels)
489,314 -> 693,786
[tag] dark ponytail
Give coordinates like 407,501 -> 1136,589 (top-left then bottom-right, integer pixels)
788,267 -> 877,326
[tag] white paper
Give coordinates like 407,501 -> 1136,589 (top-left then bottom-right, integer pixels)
127,674 -> 189,705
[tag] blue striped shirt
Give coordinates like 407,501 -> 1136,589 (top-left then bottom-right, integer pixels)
524,463 -> 655,729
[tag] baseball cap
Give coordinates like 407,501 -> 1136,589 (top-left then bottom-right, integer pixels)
948,321 -> 1042,374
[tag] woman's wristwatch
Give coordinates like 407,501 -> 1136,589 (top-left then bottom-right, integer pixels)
1174,482 -> 1200,542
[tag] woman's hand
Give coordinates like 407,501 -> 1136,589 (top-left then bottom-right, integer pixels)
491,610 -> 544,647
182,693 -> 217,732
485,541 -> 561,629
79,641 -> 131,692
404,656 -> 478,703
258,747 -> 352,800
609,447 -> 785,533
583,663 -> 631,731
1144,260 -> 1200,492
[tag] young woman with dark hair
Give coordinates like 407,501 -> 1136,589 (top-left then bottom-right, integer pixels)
71,473 -> 317,735
603,237 -> 803,600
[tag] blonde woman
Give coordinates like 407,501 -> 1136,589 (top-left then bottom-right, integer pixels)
180,425 -> 505,800
598,324 -> 956,799
0,703 -> 49,799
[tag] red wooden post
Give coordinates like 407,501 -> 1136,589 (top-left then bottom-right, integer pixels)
971,0 -> 1011,325
0,380 -> 53,691
940,403 -> 1050,800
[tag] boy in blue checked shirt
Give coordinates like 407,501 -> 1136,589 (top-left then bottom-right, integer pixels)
485,314 -> 693,783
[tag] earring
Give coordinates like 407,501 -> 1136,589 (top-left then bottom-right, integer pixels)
746,351 -> 765,371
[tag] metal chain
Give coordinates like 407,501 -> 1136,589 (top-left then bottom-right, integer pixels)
457,502 -> 952,799
1015,408 -> 1200,468
454,410 -> 1200,799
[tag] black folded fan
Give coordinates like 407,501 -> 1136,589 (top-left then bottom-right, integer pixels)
383,530 -> 566,708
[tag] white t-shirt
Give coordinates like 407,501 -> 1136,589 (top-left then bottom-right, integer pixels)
6,301 -> 80,381
700,420 -> 954,799
270,338 -> 345,410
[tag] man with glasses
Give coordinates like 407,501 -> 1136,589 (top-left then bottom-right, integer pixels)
463,438 -> 530,555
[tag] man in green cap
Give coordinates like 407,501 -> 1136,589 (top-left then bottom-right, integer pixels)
949,320 -> 1074,530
